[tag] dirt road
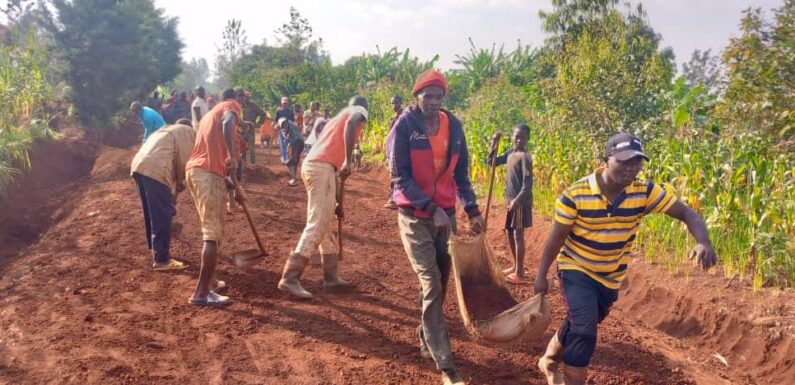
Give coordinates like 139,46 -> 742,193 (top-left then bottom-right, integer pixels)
1,141 -> 792,384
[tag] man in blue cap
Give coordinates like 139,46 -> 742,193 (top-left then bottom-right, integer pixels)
533,132 -> 718,385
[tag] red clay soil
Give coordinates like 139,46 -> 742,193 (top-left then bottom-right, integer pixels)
462,282 -> 518,321
0,136 -> 97,266
1,139 -> 793,385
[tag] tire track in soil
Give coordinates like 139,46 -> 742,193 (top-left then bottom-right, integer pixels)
0,144 -> 751,384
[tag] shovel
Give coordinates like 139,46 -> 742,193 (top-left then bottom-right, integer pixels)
336,175 -> 346,261
229,172 -> 268,267
484,132 -> 502,231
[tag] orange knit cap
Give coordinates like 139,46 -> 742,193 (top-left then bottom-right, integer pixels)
413,69 -> 448,96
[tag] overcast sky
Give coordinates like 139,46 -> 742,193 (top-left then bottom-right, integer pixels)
154,0 -> 784,72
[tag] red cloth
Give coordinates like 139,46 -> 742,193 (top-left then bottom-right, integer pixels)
413,69 -> 448,95
185,100 -> 242,178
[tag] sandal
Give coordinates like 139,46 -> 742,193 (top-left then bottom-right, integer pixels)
505,272 -> 530,285
153,259 -> 188,271
188,291 -> 231,307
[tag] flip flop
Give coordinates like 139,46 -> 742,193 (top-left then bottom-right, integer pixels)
188,291 -> 231,307
505,272 -> 530,285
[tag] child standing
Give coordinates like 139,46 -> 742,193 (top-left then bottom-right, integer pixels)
352,143 -> 363,170
488,124 -> 533,284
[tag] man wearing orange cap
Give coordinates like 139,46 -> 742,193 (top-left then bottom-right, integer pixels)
392,70 -> 483,385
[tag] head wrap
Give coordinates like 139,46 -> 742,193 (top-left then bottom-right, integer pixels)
413,69 -> 448,96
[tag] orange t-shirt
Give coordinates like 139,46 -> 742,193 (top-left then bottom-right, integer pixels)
260,120 -> 273,138
306,106 -> 368,170
428,111 -> 450,177
296,113 -> 304,131
259,113 -> 273,138
185,100 -> 242,177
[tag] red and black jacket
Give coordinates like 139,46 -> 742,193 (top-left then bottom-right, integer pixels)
390,106 -> 480,219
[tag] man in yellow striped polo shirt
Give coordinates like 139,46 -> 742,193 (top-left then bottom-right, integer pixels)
533,132 -> 717,385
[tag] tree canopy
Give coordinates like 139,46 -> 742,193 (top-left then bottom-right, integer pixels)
44,0 -> 182,124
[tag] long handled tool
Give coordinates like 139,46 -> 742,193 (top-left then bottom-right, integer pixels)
483,132 -> 502,231
336,175 -> 346,261
230,172 -> 268,267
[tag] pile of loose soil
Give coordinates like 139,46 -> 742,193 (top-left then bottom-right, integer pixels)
462,281 -> 518,320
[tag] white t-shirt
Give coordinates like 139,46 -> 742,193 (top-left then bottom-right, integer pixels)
191,97 -> 209,130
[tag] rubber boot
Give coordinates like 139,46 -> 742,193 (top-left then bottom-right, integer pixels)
538,333 -> 564,385
277,253 -> 313,299
562,364 -> 587,385
321,254 -> 350,289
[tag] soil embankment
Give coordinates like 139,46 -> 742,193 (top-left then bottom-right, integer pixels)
1,138 -> 792,384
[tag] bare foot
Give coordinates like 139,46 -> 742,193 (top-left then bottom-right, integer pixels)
505,272 -> 530,284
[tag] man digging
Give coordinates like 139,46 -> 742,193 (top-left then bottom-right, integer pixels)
130,118 -> 195,271
534,132 -> 718,384
184,88 -> 248,307
277,96 -> 369,299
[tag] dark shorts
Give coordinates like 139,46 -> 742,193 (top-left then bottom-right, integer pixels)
557,269 -> 619,367
505,203 -> 531,230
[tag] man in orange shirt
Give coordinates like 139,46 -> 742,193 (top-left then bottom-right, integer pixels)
277,96 -> 369,299
392,70 -> 483,385
184,88 -> 245,307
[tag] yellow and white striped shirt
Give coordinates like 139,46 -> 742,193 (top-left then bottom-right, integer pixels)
554,168 -> 676,289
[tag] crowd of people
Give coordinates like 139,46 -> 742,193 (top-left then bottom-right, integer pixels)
129,70 -> 718,385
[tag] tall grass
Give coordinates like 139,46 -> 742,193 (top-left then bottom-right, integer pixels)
455,77 -> 795,288
358,75 -> 794,288
0,31 -> 53,196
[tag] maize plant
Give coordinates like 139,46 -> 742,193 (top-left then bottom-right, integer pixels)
0,32 -> 52,196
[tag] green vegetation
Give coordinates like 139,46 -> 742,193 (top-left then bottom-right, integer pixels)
222,2 -> 795,287
0,29 -> 52,196
1,0 -> 183,195
1,0 -> 792,286
43,0 -> 183,125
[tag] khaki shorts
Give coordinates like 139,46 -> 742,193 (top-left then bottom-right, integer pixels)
187,167 -> 226,242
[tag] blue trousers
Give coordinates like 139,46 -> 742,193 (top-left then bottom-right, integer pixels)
133,173 -> 176,264
558,269 -> 619,367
